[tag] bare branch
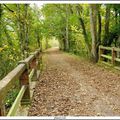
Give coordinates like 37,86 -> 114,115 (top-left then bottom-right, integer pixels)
3,4 -> 14,13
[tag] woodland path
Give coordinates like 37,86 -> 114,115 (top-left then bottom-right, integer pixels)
28,47 -> 120,116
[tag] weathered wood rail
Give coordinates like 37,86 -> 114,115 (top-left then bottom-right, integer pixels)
99,45 -> 120,70
0,49 -> 42,116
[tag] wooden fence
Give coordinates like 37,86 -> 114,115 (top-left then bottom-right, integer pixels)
99,45 -> 120,70
0,49 -> 42,116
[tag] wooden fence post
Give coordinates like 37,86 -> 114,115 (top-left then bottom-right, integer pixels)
19,63 -> 30,105
36,50 -> 41,79
112,47 -> 116,65
36,50 -> 40,69
30,58 -> 37,81
99,46 -> 102,62
0,100 -> 6,116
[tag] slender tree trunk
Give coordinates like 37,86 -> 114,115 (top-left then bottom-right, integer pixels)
35,27 -> 41,49
96,5 -> 102,60
76,5 -> 91,55
60,35 -> 66,51
105,5 -> 110,34
40,36 -> 42,52
17,4 -> 29,58
69,4 -> 73,14
65,4 -> 69,52
115,9 -> 118,25
59,38 -> 63,50
103,5 -> 111,46
24,4 -> 29,58
46,38 -> 48,49
90,4 -> 98,62
97,6 -> 101,45
17,4 -> 25,58
33,4 -> 42,51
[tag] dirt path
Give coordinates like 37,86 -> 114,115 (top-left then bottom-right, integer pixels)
28,48 -> 120,116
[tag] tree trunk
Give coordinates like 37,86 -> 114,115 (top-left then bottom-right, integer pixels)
96,5 -> 102,60
24,4 -> 29,58
76,5 -> 91,55
115,9 -> 118,25
17,4 -> 25,58
17,4 -> 29,58
90,4 -> 98,62
97,5 -> 101,45
46,38 -> 48,49
35,27 -> 41,50
65,4 -> 69,52
103,5 -> 111,46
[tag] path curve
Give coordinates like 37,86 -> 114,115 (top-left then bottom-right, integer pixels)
28,48 -> 120,116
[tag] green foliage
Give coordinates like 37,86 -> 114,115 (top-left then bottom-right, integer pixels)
0,3 -> 120,113
41,4 -> 120,58
41,4 -> 90,55
5,88 -> 19,109
0,4 -> 43,79
0,3 -> 120,79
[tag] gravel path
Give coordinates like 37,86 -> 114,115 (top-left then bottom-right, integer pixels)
28,48 -> 120,116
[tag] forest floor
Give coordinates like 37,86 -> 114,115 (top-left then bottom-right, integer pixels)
28,47 -> 120,116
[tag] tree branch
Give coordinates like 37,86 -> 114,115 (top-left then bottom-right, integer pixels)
3,4 -> 14,13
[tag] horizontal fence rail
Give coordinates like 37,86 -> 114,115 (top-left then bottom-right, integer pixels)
7,85 -> 26,116
0,49 -> 42,116
99,45 -> 120,70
